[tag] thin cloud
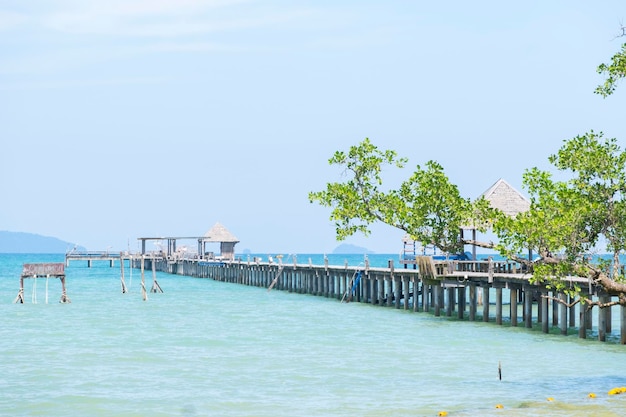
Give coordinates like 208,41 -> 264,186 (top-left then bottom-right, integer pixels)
0,10 -> 28,30
42,0 -> 311,38
0,75 -> 168,91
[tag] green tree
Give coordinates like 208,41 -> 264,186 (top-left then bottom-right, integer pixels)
595,41 -> 626,97
308,138 -> 491,254
492,132 -> 626,307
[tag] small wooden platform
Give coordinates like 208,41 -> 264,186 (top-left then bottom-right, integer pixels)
15,263 -> 70,303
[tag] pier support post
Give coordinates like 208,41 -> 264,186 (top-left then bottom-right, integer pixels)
457,286 -> 465,320
403,276 -> 410,310
495,286 -> 502,325
422,282 -> 429,312
59,276 -> 70,303
579,303 -> 587,339
539,290 -> 550,333
14,277 -> 24,304
394,276 -> 402,309
379,275 -> 386,307
559,293 -> 568,335
598,295 -> 610,342
120,254 -> 127,293
524,286 -> 533,329
411,278 -> 419,311
446,286 -> 455,317
150,258 -> 163,293
140,256 -> 147,301
468,284 -> 476,321
434,283 -> 441,317
510,287 -> 518,327
621,305 -> 626,345
607,302 -> 612,334
482,286 -> 490,322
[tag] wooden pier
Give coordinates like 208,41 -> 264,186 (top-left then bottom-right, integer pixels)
65,251 -> 126,267
132,254 -> 626,345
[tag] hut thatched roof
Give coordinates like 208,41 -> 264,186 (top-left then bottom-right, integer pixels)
480,178 -> 530,217
203,222 -> 239,243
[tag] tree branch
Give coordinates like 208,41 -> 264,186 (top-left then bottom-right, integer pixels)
543,294 -> 581,308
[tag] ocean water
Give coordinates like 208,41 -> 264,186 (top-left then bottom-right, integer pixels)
1,253 -> 626,417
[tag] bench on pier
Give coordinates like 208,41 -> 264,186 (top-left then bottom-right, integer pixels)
416,256 -> 447,279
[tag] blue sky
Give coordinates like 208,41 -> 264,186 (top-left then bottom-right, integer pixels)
1,1 -> 625,254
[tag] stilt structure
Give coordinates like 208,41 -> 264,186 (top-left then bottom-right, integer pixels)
120,252 -> 128,293
140,256 -> 147,301
150,257 -> 163,293
14,263 -> 70,304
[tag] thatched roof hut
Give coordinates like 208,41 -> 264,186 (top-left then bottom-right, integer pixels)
479,178 -> 530,217
464,178 -> 531,260
202,222 -> 239,260
203,222 -> 239,243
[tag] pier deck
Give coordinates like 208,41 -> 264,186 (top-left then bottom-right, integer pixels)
118,254 -> 624,345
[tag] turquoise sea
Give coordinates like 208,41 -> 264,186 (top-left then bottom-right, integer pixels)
2,253 -> 626,417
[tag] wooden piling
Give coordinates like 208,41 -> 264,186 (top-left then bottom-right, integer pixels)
482,286 -> 490,322
541,290 -> 548,333
495,286 -> 502,325
510,287 -> 518,327
524,286 -> 533,329
559,293 -> 568,335
469,284 -> 476,321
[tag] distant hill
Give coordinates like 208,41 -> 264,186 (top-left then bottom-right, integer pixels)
0,231 -> 85,253
332,243 -> 374,254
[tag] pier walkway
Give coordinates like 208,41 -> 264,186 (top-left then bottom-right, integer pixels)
129,254 -> 626,345
65,251 -> 127,267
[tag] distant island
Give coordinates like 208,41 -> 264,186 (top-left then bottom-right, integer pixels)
0,231 -> 85,253
332,243 -> 375,254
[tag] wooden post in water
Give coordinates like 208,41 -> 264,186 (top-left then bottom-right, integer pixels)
422,282 -> 429,312
457,286 -> 465,320
606,302 -> 612,334
14,276 -> 25,304
446,287 -> 455,317
394,276 -> 401,309
579,302 -> 587,339
621,305 -> 626,345
598,295 -> 609,342
482,286 -> 490,322
369,274 -> 376,305
569,295 -> 576,328
524,286 -> 533,328
468,284 -> 476,321
378,275 -> 386,307
510,287 -> 518,327
387,276 -> 394,307
151,257 -> 163,293
403,276 -> 410,310
495,286 -> 503,325
541,290 -> 549,333
120,253 -> 127,293
559,293 -> 568,335
586,302 -> 593,331
434,283 -> 441,317
140,256 -> 147,301
59,276 -> 70,303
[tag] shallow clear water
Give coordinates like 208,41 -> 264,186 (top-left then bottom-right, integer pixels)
1,254 -> 626,416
